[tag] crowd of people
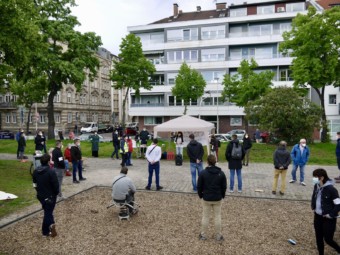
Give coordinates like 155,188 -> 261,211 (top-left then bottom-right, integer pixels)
25,128 -> 340,255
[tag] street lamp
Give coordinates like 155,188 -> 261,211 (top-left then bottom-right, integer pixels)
215,78 -> 220,133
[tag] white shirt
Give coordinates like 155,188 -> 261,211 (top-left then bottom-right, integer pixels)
145,144 -> 161,163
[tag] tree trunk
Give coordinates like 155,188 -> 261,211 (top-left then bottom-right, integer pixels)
26,104 -> 32,134
313,87 -> 328,142
47,83 -> 57,139
183,104 -> 187,115
244,118 -> 249,134
121,87 -> 130,130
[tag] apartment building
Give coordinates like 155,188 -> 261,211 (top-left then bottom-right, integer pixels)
0,47 -> 117,134
127,0 -> 337,136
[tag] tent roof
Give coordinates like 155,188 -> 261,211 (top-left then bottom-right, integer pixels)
154,115 -> 214,133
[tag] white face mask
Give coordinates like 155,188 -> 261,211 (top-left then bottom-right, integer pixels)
312,177 -> 320,185
301,143 -> 306,147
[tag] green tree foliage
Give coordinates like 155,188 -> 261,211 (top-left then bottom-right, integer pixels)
222,59 -> 274,130
171,62 -> 206,115
34,0 -> 102,139
245,87 -> 322,144
111,34 -> 156,126
280,6 -> 340,142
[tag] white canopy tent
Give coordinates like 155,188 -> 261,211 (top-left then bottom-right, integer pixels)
153,115 -> 215,152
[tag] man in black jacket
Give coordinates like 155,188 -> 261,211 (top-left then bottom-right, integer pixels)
187,134 -> 204,191
197,155 -> 227,241
311,168 -> 340,255
70,139 -> 86,184
32,154 -> 59,237
52,140 -> 66,198
111,131 -> 120,160
272,140 -> 291,195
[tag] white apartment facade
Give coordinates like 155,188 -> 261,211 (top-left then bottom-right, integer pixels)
127,0 -> 338,138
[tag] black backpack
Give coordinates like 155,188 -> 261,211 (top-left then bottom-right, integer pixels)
231,143 -> 242,160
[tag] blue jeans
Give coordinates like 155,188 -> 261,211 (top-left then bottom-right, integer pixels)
126,152 -> 132,165
72,160 -> 84,182
147,161 -> 160,188
230,169 -> 242,191
190,162 -> 203,191
176,146 -> 183,155
291,164 -> 305,182
38,197 -> 56,236
111,143 -> 120,159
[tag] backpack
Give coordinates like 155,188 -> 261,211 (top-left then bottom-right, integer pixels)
231,143 -> 242,160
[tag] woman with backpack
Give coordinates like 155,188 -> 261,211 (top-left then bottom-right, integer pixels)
225,134 -> 245,193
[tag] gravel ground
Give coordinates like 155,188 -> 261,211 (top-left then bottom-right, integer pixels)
0,187 -> 338,255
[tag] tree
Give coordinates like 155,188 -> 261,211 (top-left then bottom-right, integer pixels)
33,0 -> 102,139
245,87 -> 322,144
171,62 -> 206,115
111,34 -> 156,127
221,58 -> 274,131
280,6 -> 340,142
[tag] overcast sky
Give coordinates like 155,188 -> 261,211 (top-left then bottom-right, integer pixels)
71,0 -> 245,55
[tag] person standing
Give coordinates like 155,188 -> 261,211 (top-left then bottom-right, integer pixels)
70,138 -> 86,184
187,134 -> 204,191
32,153 -> 59,237
145,138 -> 163,191
311,168 -> 340,255
126,136 -> 133,166
140,128 -> 149,158
119,136 -> 129,167
175,131 -> 184,156
242,133 -> 252,166
272,141 -> 291,195
111,130 -> 120,160
197,155 -> 227,241
35,130 -> 46,153
52,140 -> 66,198
255,129 -> 261,143
335,132 -> 340,183
89,132 -> 100,157
16,129 -> 23,159
289,138 -> 310,186
18,131 -> 27,162
63,144 -> 72,177
210,134 -> 219,162
135,131 -> 141,158
225,134 -> 245,193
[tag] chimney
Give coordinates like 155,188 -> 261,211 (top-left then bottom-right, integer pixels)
173,3 -> 179,17
216,2 -> 227,10
197,6 -> 201,12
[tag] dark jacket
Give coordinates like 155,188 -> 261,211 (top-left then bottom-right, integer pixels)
112,132 -> 119,145
311,180 -> 340,218
18,135 -> 26,150
242,137 -> 252,150
197,166 -> 227,201
34,135 -> 45,151
140,130 -> 149,142
187,139 -> 204,163
32,165 -> 59,200
70,145 -> 82,161
273,144 -> 291,170
52,147 -> 65,169
210,137 -> 219,152
336,138 -> 340,158
225,139 -> 245,170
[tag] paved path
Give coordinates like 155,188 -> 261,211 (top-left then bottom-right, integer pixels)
1,153 -> 339,227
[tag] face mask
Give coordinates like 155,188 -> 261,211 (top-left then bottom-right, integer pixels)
312,177 -> 320,185
245,135 -> 248,138
301,143 -> 306,147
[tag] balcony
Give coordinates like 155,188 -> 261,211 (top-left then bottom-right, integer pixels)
130,103 -> 165,107
0,102 -> 17,110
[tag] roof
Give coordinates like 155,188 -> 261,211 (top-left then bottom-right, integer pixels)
315,0 -> 340,9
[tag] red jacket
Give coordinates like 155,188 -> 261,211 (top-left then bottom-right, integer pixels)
64,147 -> 72,162
127,139 -> 133,153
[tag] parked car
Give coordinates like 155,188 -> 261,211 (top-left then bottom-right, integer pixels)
209,134 -> 229,143
105,125 -> 114,133
0,130 -> 15,140
125,122 -> 139,136
78,133 -> 108,142
97,124 -> 107,133
225,129 -> 246,141
80,122 -> 98,133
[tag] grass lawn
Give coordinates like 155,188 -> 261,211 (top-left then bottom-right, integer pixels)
0,160 -> 36,218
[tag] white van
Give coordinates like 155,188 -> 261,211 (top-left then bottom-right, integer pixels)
80,122 -> 98,133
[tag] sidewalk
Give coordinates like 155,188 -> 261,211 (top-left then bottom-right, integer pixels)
1,153 -> 339,227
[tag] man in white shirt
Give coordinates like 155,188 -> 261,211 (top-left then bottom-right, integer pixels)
112,166 -> 137,213
145,138 -> 163,191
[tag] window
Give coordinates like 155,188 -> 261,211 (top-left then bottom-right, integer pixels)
169,96 -> 175,106
80,113 -> 87,122
286,2 -> 305,12
176,97 -> 182,106
167,28 -> 198,41
201,48 -> 225,62
254,47 -> 272,59
257,5 -> 275,14
67,92 -> 72,103
229,8 -> 247,17
67,112 -> 72,123
167,73 -> 178,85
137,32 -> 164,45
92,114 -> 98,122
229,26 -> 243,37
279,69 -> 293,81
229,49 -> 242,60
280,23 -> 292,33
167,50 -> 198,63
54,113 -> 60,123
6,114 -> 11,123
249,24 -> 273,36
230,117 -> 242,126
12,113 -> 17,123
201,71 -> 225,83
40,113 -> 46,123
144,117 -> 163,125
54,92 -> 61,103
191,99 -> 197,105
28,114 -> 33,123
80,94 -> 86,104
329,95 -> 337,105
201,26 -> 225,40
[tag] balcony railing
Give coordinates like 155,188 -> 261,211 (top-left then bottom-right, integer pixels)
228,52 -> 291,61
130,103 -> 165,107
0,102 -> 17,109
229,29 -> 289,38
